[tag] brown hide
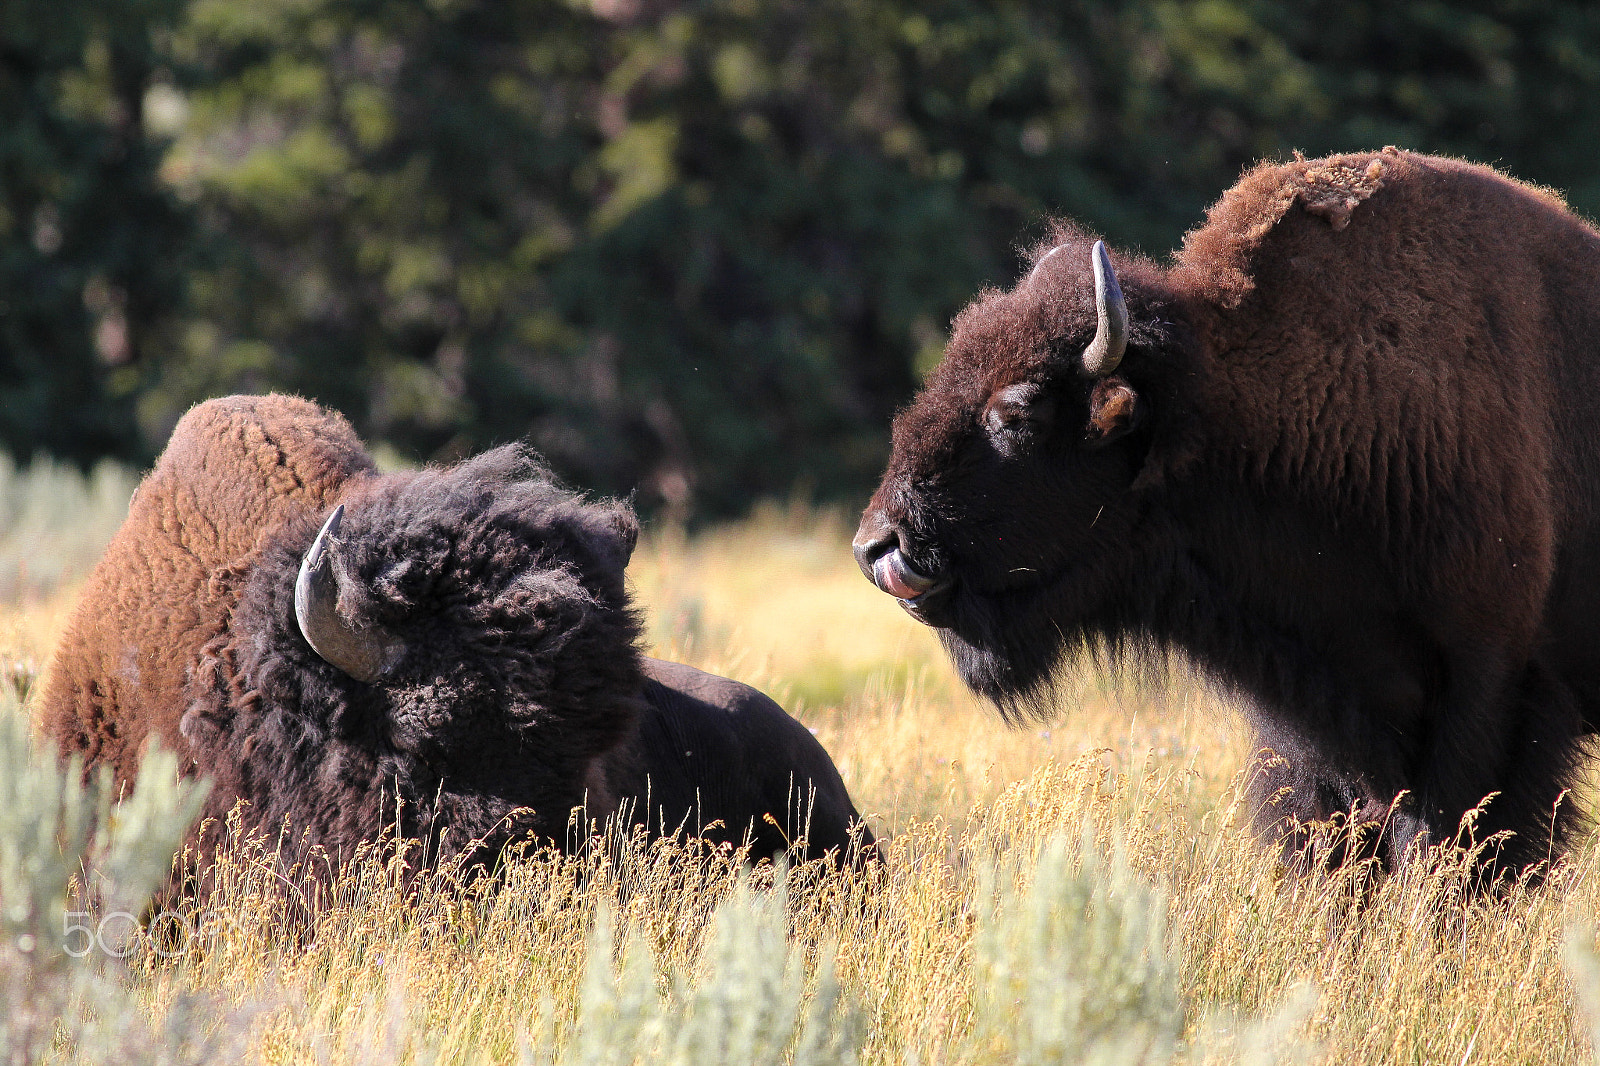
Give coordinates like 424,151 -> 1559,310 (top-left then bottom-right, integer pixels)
39,395 -> 375,790
1168,151 -> 1599,678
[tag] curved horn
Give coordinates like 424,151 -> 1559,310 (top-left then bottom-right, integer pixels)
1028,243 -> 1066,280
294,504 -> 403,683
1081,240 -> 1129,377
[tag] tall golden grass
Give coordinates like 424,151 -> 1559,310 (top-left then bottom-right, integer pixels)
3,477 -> 1600,1063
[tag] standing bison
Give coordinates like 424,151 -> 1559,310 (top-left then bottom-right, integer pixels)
855,148 -> 1600,876
42,395 -> 871,872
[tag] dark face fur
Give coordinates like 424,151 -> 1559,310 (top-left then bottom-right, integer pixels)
854,231 -> 1183,712
182,445 -> 645,867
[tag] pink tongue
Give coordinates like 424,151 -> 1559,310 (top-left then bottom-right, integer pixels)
875,554 -> 925,599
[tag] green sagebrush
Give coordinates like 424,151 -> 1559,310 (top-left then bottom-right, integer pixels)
521,834 -> 1315,1066
1563,928 -> 1600,1065
522,875 -> 862,1066
0,692 -> 245,1064
969,833 -> 1316,1066
970,835 -> 1185,1064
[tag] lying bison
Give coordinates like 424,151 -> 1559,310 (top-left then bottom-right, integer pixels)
855,148 -> 1600,876
42,394 -> 871,872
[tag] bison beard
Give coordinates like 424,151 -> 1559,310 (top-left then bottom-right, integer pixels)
42,395 -> 871,882
856,148 -> 1600,881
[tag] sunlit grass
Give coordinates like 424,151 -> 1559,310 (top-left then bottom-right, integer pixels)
5,470 -> 1600,1063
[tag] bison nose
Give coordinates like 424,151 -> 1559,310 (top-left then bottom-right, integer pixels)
853,512 -> 942,600
852,509 -> 899,580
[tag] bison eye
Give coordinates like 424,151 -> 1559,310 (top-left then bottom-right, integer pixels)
983,382 -> 1055,439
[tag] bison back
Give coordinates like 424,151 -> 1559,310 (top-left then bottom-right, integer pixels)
612,658 -> 873,863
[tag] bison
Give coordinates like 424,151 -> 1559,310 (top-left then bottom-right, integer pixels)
854,147 -> 1600,877
42,394 -> 872,873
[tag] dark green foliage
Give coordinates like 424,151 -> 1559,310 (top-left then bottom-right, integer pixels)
0,0 -> 193,467
10,0 -> 1600,514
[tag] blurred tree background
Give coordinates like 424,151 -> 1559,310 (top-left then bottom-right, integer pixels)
6,0 -> 1600,517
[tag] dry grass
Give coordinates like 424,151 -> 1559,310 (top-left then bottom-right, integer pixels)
5,488 -> 1600,1063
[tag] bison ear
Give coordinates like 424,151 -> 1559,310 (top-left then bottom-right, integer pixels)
1083,376 -> 1142,447
608,507 -> 640,566
577,503 -> 638,575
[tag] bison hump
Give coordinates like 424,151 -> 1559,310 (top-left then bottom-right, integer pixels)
1294,153 -> 1388,231
1177,147 -> 1397,310
38,394 -> 378,792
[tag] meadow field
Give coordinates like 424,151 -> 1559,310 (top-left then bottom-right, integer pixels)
4,464 -> 1600,1063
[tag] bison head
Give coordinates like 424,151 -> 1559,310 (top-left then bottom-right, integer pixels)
182,444 -> 646,865
854,230 -> 1190,713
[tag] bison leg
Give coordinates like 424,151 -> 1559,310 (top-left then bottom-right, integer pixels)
1413,656 -> 1587,879
1251,657 -> 1587,880
1247,736 -> 1429,875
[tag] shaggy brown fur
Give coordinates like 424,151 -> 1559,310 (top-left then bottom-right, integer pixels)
855,148 -> 1600,878
40,395 -> 376,791
44,395 -> 871,874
